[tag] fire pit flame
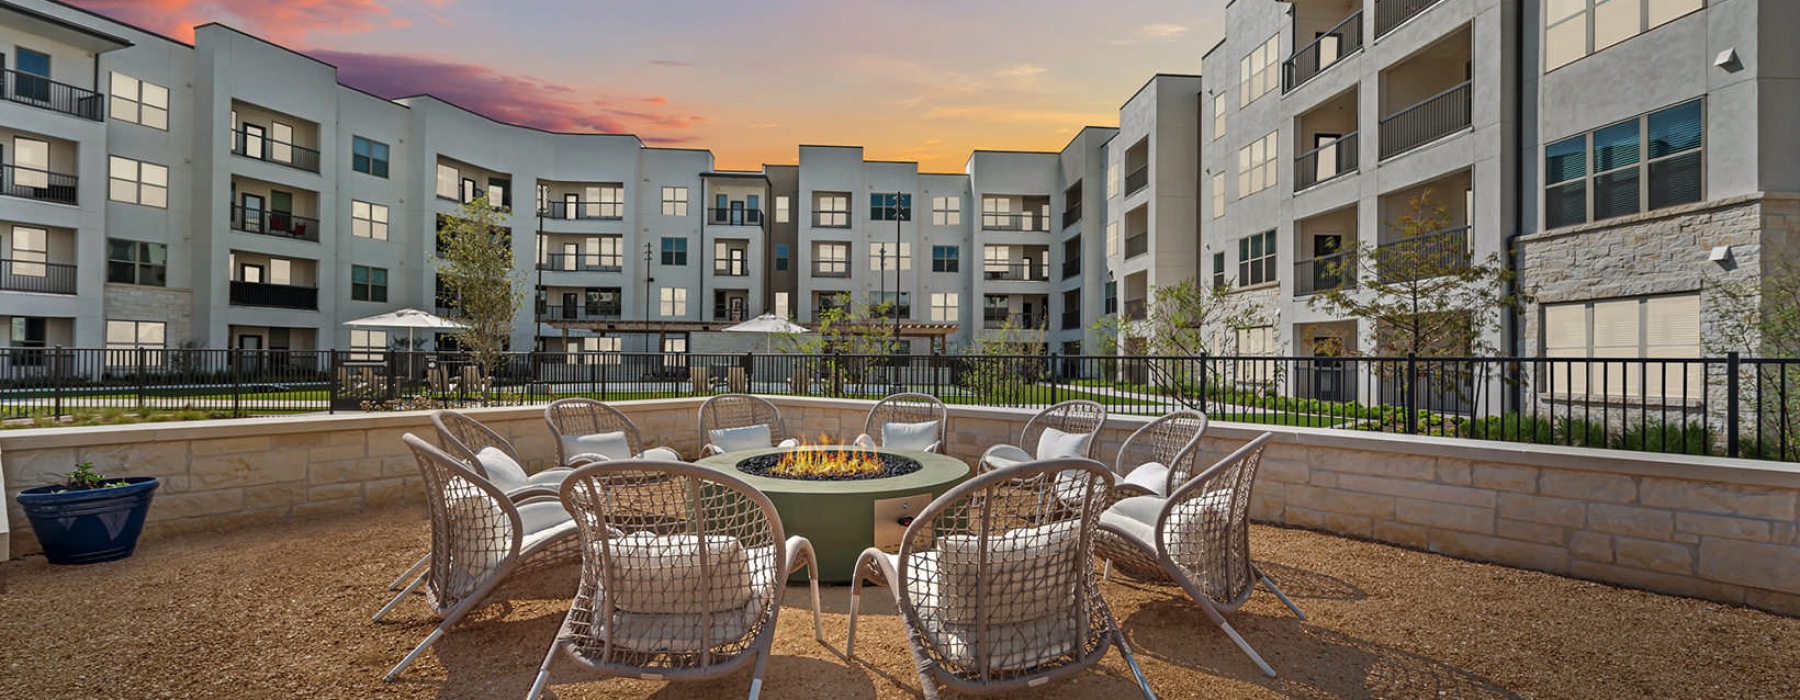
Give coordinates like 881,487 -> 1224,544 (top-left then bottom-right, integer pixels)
769,435 -> 885,479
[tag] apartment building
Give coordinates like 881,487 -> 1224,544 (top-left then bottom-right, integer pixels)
1105,74 -> 1206,354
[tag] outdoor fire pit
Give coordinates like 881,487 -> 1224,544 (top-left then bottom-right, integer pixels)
696,445 -> 969,582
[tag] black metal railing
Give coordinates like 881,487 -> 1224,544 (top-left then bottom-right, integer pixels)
812,211 -> 851,228
1062,201 -> 1082,228
1062,258 -> 1081,280
1375,0 -> 1445,37
980,212 -> 1052,232
982,311 -> 1043,330
1123,299 -> 1146,321
0,258 -> 76,294
1124,165 -> 1149,196
713,306 -> 749,322
538,304 -> 622,321
1294,249 -> 1358,297
811,261 -> 850,278
228,281 -> 318,310
706,208 -> 763,226
983,261 -> 1049,282
1379,80 -> 1471,159
1,68 -> 102,120
1295,132 -> 1359,191
231,128 -> 321,173
230,205 -> 322,242
1125,233 -> 1148,259
537,253 -> 623,272
1285,11 -> 1364,92
541,199 -> 624,220
1,163 -> 78,204
1376,225 -> 1470,282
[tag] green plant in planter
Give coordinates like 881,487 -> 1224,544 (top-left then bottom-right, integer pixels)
60,461 -> 131,492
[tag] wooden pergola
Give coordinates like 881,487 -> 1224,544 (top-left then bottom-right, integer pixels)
539,318 -> 961,354
801,321 -> 961,355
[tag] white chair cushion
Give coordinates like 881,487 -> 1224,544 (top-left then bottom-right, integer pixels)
639,446 -> 682,461
881,420 -> 940,451
562,431 -> 632,462
474,446 -> 529,491
980,444 -> 1032,470
439,483 -> 510,594
937,522 -> 1082,625
516,500 -> 573,538
709,424 -> 774,453
903,551 -> 1082,671
1119,462 -> 1171,496
1034,427 -> 1093,461
601,533 -> 753,615
525,467 -> 572,489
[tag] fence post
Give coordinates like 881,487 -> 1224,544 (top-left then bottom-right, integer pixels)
230,347 -> 243,417
1726,351 -> 1740,458
1198,352 -> 1210,414
136,347 -> 147,412
1405,353 -> 1419,434
52,345 -> 65,418
327,350 -> 338,414
1049,351 -> 1060,405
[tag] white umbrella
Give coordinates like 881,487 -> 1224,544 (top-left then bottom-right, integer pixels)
344,308 -> 466,349
723,313 -> 810,353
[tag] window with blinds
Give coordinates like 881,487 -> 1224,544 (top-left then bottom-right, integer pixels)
1544,99 -> 1702,229
1542,293 -> 1701,400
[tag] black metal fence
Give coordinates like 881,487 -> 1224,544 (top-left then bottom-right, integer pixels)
1379,80 -> 1472,159
1,348 -> 1793,462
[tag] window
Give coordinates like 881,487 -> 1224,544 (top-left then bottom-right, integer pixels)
1104,281 -> 1117,315
460,177 -> 477,203
814,192 -> 849,226
662,336 -> 688,366
1106,162 -> 1119,199
774,291 -> 790,317
983,246 -> 1010,276
105,320 -> 165,359
12,137 -> 48,188
1237,230 -> 1276,287
661,186 -> 689,216
351,265 -> 388,302
351,201 -> 389,240
659,287 -> 688,316
109,73 -> 169,129
715,241 -> 748,275
775,243 -> 790,271
108,157 -> 168,207
871,193 -> 912,221
775,195 -> 791,223
14,48 -> 49,101
1239,35 -> 1280,106
1545,99 -> 1703,229
1543,293 -> 1700,399
660,237 -> 688,265
1211,93 -> 1226,140
1212,251 -> 1227,289
1210,173 -> 1226,218
107,239 -> 167,286
1545,0 -> 1704,71
981,197 -> 1014,229
1237,131 -> 1278,197
869,241 -> 912,270
930,293 -> 960,322
932,196 -> 961,225
597,236 -> 623,269
595,185 -> 624,218
814,242 -> 849,276
350,329 -> 387,361
931,245 -> 959,273
1105,222 -> 1119,257
352,136 -> 389,178
870,291 -> 911,318
9,226 -> 46,277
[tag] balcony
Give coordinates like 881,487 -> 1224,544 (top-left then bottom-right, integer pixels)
1379,81 -> 1470,160
538,304 -> 622,321
537,253 -> 622,273
1062,258 -> 1081,280
541,200 -> 623,221
1294,250 -> 1358,297
811,261 -> 849,278
1296,132 -> 1359,191
812,211 -> 850,228
1123,299 -> 1147,321
1061,310 -> 1082,330
983,261 -> 1049,282
1125,233 -> 1148,259
1,68 -> 103,121
983,311 -> 1043,330
980,212 -> 1051,232
713,306 -> 749,323
231,128 -> 321,173
230,281 -> 318,310
714,262 -> 750,277
1062,202 -> 1082,229
706,208 -> 763,226
1,164 -> 78,205
1285,11 -> 1363,93
1124,166 -> 1149,196
1376,225 -> 1470,283
0,258 -> 76,294
231,205 -> 321,242
1375,0 -> 1445,38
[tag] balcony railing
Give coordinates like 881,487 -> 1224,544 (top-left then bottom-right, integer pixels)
812,211 -> 851,228
0,258 -> 76,294
538,304 -> 623,321
980,212 -> 1052,232
714,260 -> 750,277
983,261 -> 1049,282
231,205 -> 321,242
1376,225 -> 1470,283
0,164 -> 78,205
231,128 -> 321,173
1125,233 -> 1148,259
229,281 -> 318,310
1060,310 -> 1082,330
811,261 -> 850,278
1284,11 -> 1363,92
541,200 -> 623,220
712,306 -> 750,322
537,253 -> 622,272
1063,203 -> 1082,229
1375,0 -> 1445,38
1379,81 -> 1471,160
1062,258 -> 1081,280
983,311 -> 1044,330
1294,249 -> 1358,297
1124,165 -> 1149,196
1,68 -> 102,120
1123,299 -> 1147,321
1295,132 -> 1360,191
706,208 -> 763,226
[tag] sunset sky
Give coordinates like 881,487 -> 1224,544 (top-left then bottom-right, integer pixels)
64,0 -> 1224,172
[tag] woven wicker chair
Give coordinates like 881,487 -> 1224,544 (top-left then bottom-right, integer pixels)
977,400 -> 1107,473
544,398 -> 683,465
432,410 -> 572,500
698,394 -> 801,456
851,392 -> 949,453
526,460 -> 824,700
1092,432 -> 1304,677
848,458 -> 1157,699
376,434 -> 581,682
1111,411 -> 1209,500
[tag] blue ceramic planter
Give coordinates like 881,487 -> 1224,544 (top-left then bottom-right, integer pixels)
15,476 -> 160,565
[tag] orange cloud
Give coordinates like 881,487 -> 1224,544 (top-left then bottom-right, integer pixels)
66,0 -> 420,43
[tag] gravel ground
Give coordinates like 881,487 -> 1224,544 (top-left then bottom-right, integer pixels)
2,508 -> 1796,700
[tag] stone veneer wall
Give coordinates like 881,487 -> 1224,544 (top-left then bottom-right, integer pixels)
102,285 -> 194,348
2,396 -> 1796,615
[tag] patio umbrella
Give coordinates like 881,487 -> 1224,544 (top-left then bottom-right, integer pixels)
343,308 -> 466,349
723,313 -> 809,353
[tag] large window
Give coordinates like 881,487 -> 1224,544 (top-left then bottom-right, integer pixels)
350,329 -> 387,361
980,196 -> 1013,229
660,237 -> 688,265
1545,99 -> 1703,229
871,193 -> 912,221
1237,131 -> 1278,197
931,292 -> 959,322
9,226 -> 46,277
352,136 -> 389,178
109,73 -> 169,129
595,185 -> 624,218
597,236 -> 623,269
1211,93 -> 1227,140
869,291 -> 911,318
1105,222 -> 1119,257
1545,0 -> 1704,71
814,192 -> 849,227
351,201 -> 389,240
659,287 -> 688,316
869,241 -> 912,270
108,157 -> 168,207
351,265 -> 388,302
105,320 -> 165,355
1237,230 -> 1277,287
1543,293 -> 1700,399
931,245 -> 959,273
1212,251 -> 1228,289
932,196 -> 961,225
107,239 -> 167,286
661,186 -> 689,216
774,195 -> 791,223
435,164 -> 459,200
775,243 -> 790,271
1239,35 -> 1280,106
814,242 -> 848,276
1210,173 -> 1226,219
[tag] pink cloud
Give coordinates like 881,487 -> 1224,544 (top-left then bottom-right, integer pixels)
66,0 -> 413,43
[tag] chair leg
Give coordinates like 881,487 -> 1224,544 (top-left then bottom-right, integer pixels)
373,574 -> 425,622
383,625 -> 446,682
1111,626 -> 1160,700
524,640 -> 560,700
847,575 -> 864,659
1199,603 -> 1276,677
748,649 -> 771,700
388,553 -> 429,590
806,557 -> 824,643
1258,569 -> 1307,620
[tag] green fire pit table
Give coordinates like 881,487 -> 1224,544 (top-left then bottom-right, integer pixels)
695,446 -> 970,583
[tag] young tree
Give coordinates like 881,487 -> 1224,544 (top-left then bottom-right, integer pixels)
1103,279 -> 1271,409
961,315 -> 1047,403
1707,258 -> 1800,458
436,197 -> 523,401
781,292 -> 897,396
